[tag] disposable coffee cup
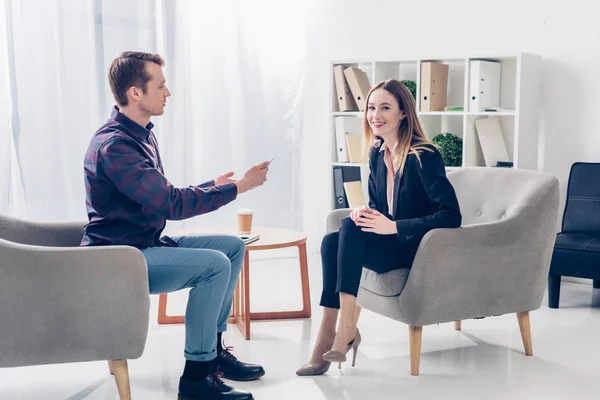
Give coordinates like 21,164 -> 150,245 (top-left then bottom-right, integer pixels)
237,209 -> 254,234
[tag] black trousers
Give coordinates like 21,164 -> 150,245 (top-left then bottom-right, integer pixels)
319,217 -> 417,309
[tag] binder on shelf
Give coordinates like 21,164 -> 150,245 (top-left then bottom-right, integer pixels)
332,79 -> 340,112
334,118 -> 348,162
343,66 -> 371,111
469,60 -> 501,112
333,166 -> 362,208
420,62 -> 449,112
474,117 -> 510,167
334,65 -> 358,112
334,116 -> 362,162
343,181 -> 367,209
342,166 -> 362,181
345,134 -> 362,163
333,167 -> 348,208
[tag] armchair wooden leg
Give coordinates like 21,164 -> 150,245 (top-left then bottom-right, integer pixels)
110,360 -> 132,400
516,312 -> 533,356
454,320 -> 461,331
408,325 -> 422,376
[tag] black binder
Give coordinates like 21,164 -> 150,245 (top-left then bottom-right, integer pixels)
333,167 -> 347,208
333,166 -> 362,209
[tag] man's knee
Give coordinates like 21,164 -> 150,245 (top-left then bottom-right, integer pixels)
219,235 -> 245,257
208,252 -> 232,282
227,236 -> 245,274
183,252 -> 231,291
232,236 -> 246,255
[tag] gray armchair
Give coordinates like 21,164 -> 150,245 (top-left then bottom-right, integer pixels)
0,213 -> 150,399
327,167 -> 559,375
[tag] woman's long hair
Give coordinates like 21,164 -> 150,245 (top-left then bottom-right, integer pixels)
362,79 -> 433,175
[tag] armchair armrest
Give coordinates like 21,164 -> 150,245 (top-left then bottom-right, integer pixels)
327,209 -> 352,233
398,213 -> 556,326
0,239 -> 150,368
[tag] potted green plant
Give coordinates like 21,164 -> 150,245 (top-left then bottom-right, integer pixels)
401,80 -> 416,100
432,132 -> 462,167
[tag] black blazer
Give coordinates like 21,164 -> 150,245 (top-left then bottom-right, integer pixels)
368,142 -> 462,246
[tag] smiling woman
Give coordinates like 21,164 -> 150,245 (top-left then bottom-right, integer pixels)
297,78 -> 462,376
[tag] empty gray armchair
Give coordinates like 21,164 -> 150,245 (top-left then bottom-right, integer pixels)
327,167 -> 559,376
0,213 -> 150,399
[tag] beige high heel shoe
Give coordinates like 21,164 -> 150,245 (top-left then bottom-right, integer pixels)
295,360 -> 332,376
321,328 -> 362,369
296,338 -> 335,376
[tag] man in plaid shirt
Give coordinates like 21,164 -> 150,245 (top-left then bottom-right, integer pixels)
82,51 -> 267,400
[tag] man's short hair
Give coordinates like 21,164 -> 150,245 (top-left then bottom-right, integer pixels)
108,51 -> 165,107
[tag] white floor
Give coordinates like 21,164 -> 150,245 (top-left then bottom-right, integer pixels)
2,253 -> 600,400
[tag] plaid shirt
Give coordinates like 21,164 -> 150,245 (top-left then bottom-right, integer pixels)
81,106 -> 237,248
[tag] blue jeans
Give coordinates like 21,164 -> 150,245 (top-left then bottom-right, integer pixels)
141,234 -> 245,362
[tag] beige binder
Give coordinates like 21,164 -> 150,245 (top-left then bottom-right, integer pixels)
343,181 -> 367,208
334,65 -> 358,111
420,62 -> 449,112
345,134 -> 362,163
474,117 -> 510,167
343,67 -> 371,111
332,73 -> 340,112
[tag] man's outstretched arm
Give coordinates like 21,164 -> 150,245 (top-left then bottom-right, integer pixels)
98,137 -> 237,220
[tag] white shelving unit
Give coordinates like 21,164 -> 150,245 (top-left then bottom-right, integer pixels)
329,53 -> 541,211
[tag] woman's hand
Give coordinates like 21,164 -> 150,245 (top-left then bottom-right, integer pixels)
350,205 -> 373,222
355,209 -> 397,235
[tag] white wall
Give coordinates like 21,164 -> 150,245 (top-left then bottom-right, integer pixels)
302,0 -> 600,253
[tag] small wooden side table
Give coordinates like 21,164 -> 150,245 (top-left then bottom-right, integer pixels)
157,227 -> 312,339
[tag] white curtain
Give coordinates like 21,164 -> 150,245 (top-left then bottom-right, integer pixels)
0,0 -> 24,215
0,0 -> 154,220
156,0 -> 306,232
0,0 -> 306,233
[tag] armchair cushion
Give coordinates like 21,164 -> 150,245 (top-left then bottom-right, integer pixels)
550,233 -> 600,278
360,268 -> 410,297
554,232 -> 600,252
